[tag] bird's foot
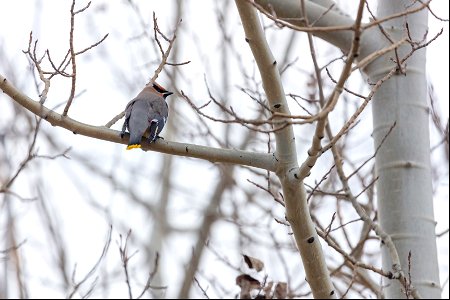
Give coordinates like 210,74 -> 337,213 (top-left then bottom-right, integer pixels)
149,136 -> 164,143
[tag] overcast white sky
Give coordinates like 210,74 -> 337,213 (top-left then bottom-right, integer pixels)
1,0 -> 448,298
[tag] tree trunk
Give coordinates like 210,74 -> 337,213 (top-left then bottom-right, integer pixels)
368,1 -> 441,298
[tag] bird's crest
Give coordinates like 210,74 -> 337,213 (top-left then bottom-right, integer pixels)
152,82 -> 169,94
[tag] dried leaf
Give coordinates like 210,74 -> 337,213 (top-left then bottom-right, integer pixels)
236,274 -> 261,288
274,282 -> 288,299
242,254 -> 264,272
263,281 -> 274,299
236,274 -> 261,299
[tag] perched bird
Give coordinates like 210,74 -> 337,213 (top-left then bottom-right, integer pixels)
121,82 -> 173,150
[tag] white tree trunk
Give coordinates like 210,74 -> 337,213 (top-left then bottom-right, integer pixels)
368,1 -> 441,298
0,0 -> 443,298
254,0 -> 441,298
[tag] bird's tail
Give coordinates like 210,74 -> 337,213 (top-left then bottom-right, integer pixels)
126,144 -> 141,150
127,134 -> 142,150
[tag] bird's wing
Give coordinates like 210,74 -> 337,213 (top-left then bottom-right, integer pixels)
148,97 -> 168,118
124,98 -> 136,121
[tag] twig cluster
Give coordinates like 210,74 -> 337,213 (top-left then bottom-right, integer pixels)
22,0 -> 108,112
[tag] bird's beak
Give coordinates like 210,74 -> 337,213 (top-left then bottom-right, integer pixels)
164,92 -> 174,97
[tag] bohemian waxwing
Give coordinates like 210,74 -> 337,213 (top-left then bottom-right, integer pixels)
121,82 -> 173,150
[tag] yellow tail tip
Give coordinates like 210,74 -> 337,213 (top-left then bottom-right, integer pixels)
126,144 -> 141,150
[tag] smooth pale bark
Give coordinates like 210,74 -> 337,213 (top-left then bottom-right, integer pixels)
254,0 -> 441,298
0,74 -> 277,172
1,0 -> 442,298
369,1 -> 441,298
235,0 -> 336,298
255,0 -> 384,60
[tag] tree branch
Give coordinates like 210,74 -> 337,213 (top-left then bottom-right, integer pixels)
235,0 -> 335,298
0,74 -> 277,172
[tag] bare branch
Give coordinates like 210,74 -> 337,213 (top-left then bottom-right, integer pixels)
1,74 -> 277,172
68,226 -> 112,298
63,0 -> 78,116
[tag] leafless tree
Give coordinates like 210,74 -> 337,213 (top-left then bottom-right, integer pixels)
1,0 -> 448,299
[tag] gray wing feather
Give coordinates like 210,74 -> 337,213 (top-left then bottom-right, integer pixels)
122,89 -> 169,145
